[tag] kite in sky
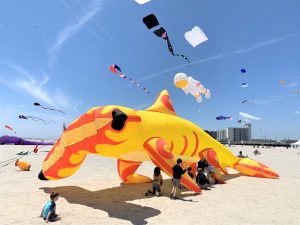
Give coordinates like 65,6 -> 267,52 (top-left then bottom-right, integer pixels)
184,26 -> 208,47
174,72 -> 210,103
109,64 -> 150,94
34,102 -> 66,114
241,82 -> 248,88
216,116 -> 232,120
241,68 -> 246,73
143,14 -> 190,63
134,0 -> 151,4
18,115 -> 47,124
4,125 -> 16,133
279,80 -> 285,85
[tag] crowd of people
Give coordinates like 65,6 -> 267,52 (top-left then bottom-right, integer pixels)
145,157 -> 224,200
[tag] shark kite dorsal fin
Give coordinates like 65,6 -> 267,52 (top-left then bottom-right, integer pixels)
146,90 -> 176,116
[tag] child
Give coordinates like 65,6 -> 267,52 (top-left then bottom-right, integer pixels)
170,158 -> 186,199
41,192 -> 60,223
145,167 -> 163,197
152,167 -> 163,196
196,168 -> 209,190
187,167 -> 194,179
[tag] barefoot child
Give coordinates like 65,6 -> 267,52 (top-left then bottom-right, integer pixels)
41,192 -> 60,223
145,167 -> 163,196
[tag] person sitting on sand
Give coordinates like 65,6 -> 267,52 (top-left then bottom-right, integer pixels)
187,167 -> 194,179
237,151 -> 248,158
170,158 -> 186,200
196,168 -> 210,190
206,164 -> 215,184
41,192 -> 60,223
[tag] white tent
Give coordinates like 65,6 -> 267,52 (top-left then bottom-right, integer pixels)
291,140 -> 300,148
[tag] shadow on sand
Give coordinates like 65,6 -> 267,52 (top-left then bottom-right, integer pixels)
40,179 -> 199,224
223,173 -> 242,181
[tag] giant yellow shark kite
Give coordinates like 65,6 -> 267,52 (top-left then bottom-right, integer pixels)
38,90 -> 279,193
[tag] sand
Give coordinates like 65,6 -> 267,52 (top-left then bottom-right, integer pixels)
0,145 -> 299,225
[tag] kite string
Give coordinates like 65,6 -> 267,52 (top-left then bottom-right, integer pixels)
75,0 -> 113,40
60,0 -> 104,42
0,145 -> 48,168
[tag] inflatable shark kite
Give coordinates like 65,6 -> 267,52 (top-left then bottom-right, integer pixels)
38,90 -> 279,193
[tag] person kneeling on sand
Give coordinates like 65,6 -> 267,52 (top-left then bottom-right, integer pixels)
41,192 -> 60,223
170,158 -> 186,199
145,167 -> 163,197
196,168 -> 210,190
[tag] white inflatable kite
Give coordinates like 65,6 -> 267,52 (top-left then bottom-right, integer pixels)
135,0 -> 151,4
174,73 -> 210,103
184,26 -> 208,47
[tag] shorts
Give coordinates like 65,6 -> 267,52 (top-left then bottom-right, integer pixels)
172,178 -> 181,188
152,183 -> 161,193
43,213 -> 58,222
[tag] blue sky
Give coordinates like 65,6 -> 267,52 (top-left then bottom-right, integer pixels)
0,0 -> 299,140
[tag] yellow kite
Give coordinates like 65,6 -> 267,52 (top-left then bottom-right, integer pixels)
38,90 -> 278,192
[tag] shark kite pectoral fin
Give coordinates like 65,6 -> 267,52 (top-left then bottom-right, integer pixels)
117,159 -> 152,183
199,148 -> 228,175
234,158 -> 279,179
143,137 -> 202,193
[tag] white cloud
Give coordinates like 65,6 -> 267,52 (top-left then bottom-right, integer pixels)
286,81 -> 298,87
141,34 -> 296,81
239,112 -> 261,121
49,0 -> 104,63
294,110 -> 300,114
0,61 -> 80,112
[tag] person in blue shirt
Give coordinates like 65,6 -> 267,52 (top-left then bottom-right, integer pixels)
41,192 -> 60,223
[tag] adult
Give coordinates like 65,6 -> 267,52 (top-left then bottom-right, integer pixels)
237,151 -> 248,158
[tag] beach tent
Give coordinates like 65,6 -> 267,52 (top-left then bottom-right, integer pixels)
291,140 -> 300,148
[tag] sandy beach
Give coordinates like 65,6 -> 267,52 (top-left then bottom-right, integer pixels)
0,145 -> 299,225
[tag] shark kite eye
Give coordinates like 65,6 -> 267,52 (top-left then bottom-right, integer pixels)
111,109 -> 128,131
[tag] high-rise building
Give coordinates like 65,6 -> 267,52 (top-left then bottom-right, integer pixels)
215,124 -> 251,143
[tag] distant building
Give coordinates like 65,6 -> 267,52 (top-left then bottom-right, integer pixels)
214,124 -> 252,143
217,129 -> 227,141
210,131 -> 217,139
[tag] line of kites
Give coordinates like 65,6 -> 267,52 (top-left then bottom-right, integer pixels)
215,68 -> 251,123
4,102 -> 66,134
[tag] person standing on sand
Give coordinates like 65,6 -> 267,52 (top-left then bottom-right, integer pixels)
170,158 -> 186,200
